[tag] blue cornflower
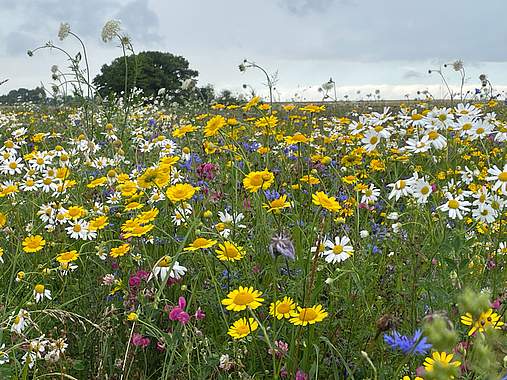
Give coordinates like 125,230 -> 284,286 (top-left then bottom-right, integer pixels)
384,329 -> 432,355
242,141 -> 260,153
264,189 -> 281,201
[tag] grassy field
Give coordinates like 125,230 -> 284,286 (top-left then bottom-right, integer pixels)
0,96 -> 506,380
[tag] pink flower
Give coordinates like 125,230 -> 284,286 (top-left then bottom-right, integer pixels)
156,341 -> 166,352
131,333 -> 150,348
491,298 -> 501,309
196,163 -> 218,180
295,369 -> 308,380
268,340 -> 289,359
129,275 -> 141,288
194,307 -> 206,320
168,296 -> 190,325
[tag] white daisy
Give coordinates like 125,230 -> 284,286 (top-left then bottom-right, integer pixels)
437,193 -> 471,220
486,164 -> 507,194
387,178 -> 411,201
33,284 -> 52,303
411,178 -> 433,204
322,236 -> 354,264
361,184 -> 380,204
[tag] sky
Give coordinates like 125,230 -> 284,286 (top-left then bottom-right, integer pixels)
1,0 -> 507,100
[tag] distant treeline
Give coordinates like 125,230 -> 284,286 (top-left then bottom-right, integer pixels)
0,87 -> 47,104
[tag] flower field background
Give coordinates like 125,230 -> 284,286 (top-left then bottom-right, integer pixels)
1,23 -> 507,380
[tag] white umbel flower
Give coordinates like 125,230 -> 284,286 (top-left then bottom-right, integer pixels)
101,20 -> 121,43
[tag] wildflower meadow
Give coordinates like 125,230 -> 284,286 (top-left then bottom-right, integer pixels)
0,20 -> 507,380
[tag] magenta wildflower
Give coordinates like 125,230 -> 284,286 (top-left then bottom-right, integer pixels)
168,296 -> 190,325
194,307 -> 206,320
131,333 -> 150,348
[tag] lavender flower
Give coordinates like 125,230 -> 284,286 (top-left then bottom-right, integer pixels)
269,232 -> 296,261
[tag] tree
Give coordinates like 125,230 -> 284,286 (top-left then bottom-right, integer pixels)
0,87 -> 46,104
93,51 -> 198,100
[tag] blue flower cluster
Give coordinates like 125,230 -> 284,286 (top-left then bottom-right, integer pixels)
383,329 -> 432,355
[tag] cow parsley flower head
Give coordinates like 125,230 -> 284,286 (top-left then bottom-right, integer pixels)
384,329 -> 432,355
58,22 -> 70,41
101,20 -> 121,43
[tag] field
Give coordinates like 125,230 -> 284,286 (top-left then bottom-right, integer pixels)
0,94 -> 506,380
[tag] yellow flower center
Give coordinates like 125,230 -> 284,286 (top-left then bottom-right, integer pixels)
234,292 -> 254,305
34,284 -> 45,294
448,199 -> 460,209
277,303 -> 291,314
236,324 -> 250,334
498,172 -> 507,182
298,308 -> 318,321
332,245 -> 344,254
428,131 -> 439,140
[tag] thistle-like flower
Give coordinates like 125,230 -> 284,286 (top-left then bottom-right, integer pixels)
269,232 -> 296,261
58,22 -> 71,41
120,35 -> 131,46
101,20 -> 121,43
451,59 -> 464,71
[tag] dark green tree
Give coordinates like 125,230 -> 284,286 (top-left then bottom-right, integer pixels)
0,87 -> 46,104
93,51 -> 198,100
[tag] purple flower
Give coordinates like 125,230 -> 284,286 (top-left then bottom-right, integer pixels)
295,369 -> 309,380
194,307 -> 206,320
196,162 -> 218,181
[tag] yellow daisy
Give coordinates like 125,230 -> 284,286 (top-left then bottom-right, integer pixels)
184,237 -> 217,251
222,286 -> 264,311
228,317 -> 258,339
215,241 -> 245,261
22,235 -> 46,253
243,170 -> 275,193
166,183 -> 197,203
269,297 -> 296,319
423,351 -> 461,372
460,309 -> 504,336
312,191 -> 340,213
289,304 -> 328,326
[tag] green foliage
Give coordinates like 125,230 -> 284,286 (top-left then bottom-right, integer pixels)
0,87 -> 46,104
93,51 -> 198,100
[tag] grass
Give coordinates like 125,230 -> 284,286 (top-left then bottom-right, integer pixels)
0,97 -> 506,379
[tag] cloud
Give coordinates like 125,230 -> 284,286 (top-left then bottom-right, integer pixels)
402,70 -> 424,80
1,0 -> 507,98
0,0 -> 160,55
114,0 -> 161,46
278,0 -> 337,15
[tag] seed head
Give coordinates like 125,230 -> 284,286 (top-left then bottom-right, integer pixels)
58,22 -> 71,41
